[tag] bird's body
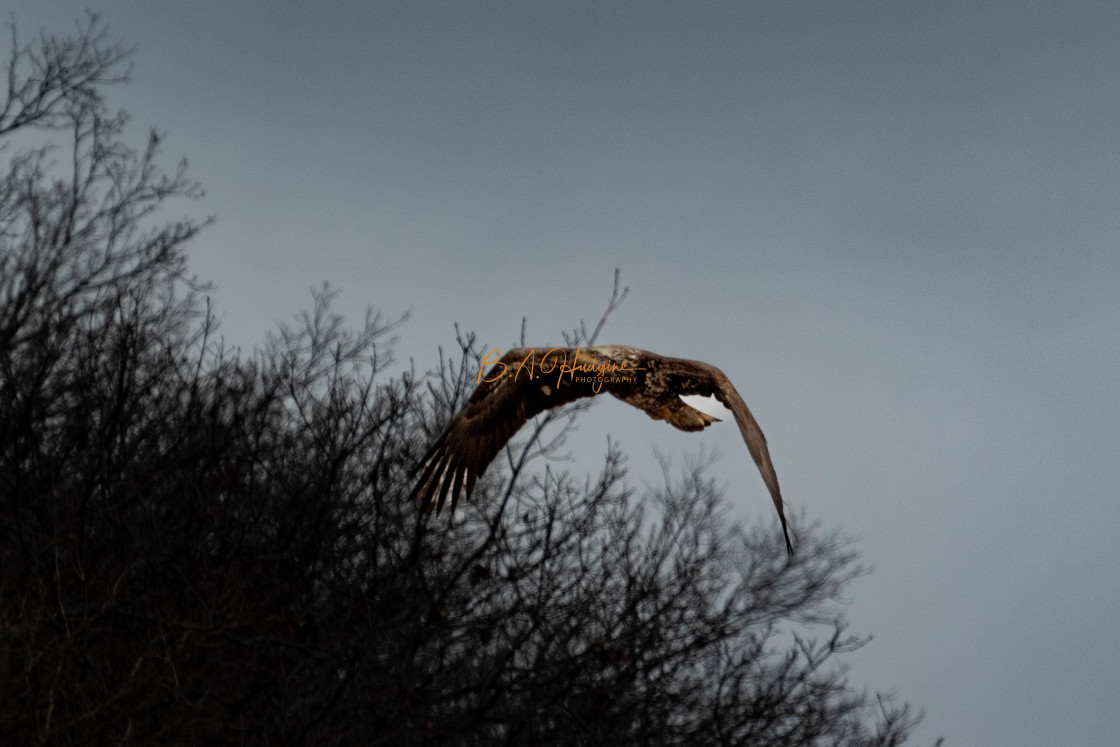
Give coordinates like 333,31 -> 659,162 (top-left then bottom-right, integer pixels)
411,345 -> 793,554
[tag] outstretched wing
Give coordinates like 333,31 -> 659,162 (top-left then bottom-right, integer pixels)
411,347 -> 598,513
645,356 -> 792,555
708,367 -> 793,555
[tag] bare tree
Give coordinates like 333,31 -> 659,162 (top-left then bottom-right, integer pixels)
0,15 -> 938,746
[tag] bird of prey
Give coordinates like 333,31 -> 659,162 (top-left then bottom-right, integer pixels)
410,345 -> 793,554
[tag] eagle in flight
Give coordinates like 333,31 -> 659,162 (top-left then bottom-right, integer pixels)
410,346 -> 793,555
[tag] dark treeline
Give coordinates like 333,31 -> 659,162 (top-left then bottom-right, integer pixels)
0,15 -> 934,745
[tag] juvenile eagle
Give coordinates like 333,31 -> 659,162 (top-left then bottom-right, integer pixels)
411,346 -> 793,555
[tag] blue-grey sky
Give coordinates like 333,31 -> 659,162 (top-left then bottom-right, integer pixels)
9,3 -> 1119,743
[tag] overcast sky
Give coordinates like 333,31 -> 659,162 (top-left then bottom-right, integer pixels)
9,2 -> 1119,743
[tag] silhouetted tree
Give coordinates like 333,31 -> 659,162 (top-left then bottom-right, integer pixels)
0,15 -> 937,746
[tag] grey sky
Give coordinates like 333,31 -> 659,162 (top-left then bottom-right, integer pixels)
8,2 -> 1119,743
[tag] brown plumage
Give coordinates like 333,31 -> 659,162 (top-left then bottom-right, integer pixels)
411,346 -> 794,555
